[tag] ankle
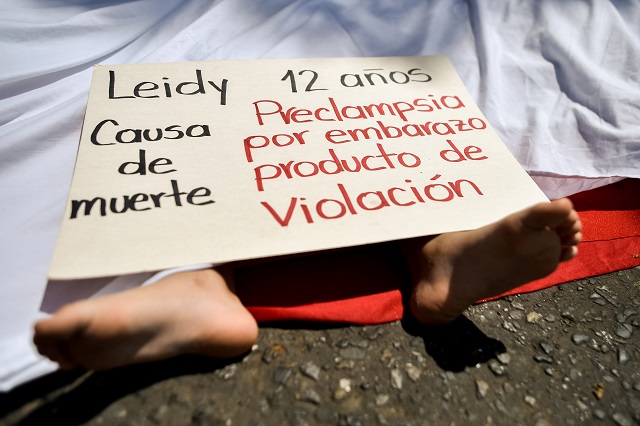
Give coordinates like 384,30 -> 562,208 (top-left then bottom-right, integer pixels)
197,314 -> 258,358
410,279 -> 463,326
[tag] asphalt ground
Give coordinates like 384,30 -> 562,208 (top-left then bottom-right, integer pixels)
1,266 -> 639,426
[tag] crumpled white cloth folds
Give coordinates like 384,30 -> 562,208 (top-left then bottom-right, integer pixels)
1,0 -> 638,391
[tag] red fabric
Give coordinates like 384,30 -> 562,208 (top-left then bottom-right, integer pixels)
236,245 -> 405,325
239,179 -> 640,324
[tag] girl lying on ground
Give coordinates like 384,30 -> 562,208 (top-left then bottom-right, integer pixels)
34,199 -> 581,370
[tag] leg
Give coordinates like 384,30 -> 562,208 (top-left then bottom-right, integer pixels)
403,198 -> 582,325
33,268 -> 258,370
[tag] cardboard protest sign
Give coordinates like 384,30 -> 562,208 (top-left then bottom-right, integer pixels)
48,56 -> 547,279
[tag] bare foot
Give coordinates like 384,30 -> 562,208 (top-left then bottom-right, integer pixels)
33,268 -> 258,370
405,198 -> 582,326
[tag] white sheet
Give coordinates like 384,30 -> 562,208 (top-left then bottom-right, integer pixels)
1,0 -> 638,391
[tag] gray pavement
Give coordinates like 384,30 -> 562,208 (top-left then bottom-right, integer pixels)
2,266 -> 639,425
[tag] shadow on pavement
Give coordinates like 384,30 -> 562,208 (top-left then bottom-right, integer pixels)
402,314 -> 506,372
2,354 -> 241,425
0,369 -> 84,418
